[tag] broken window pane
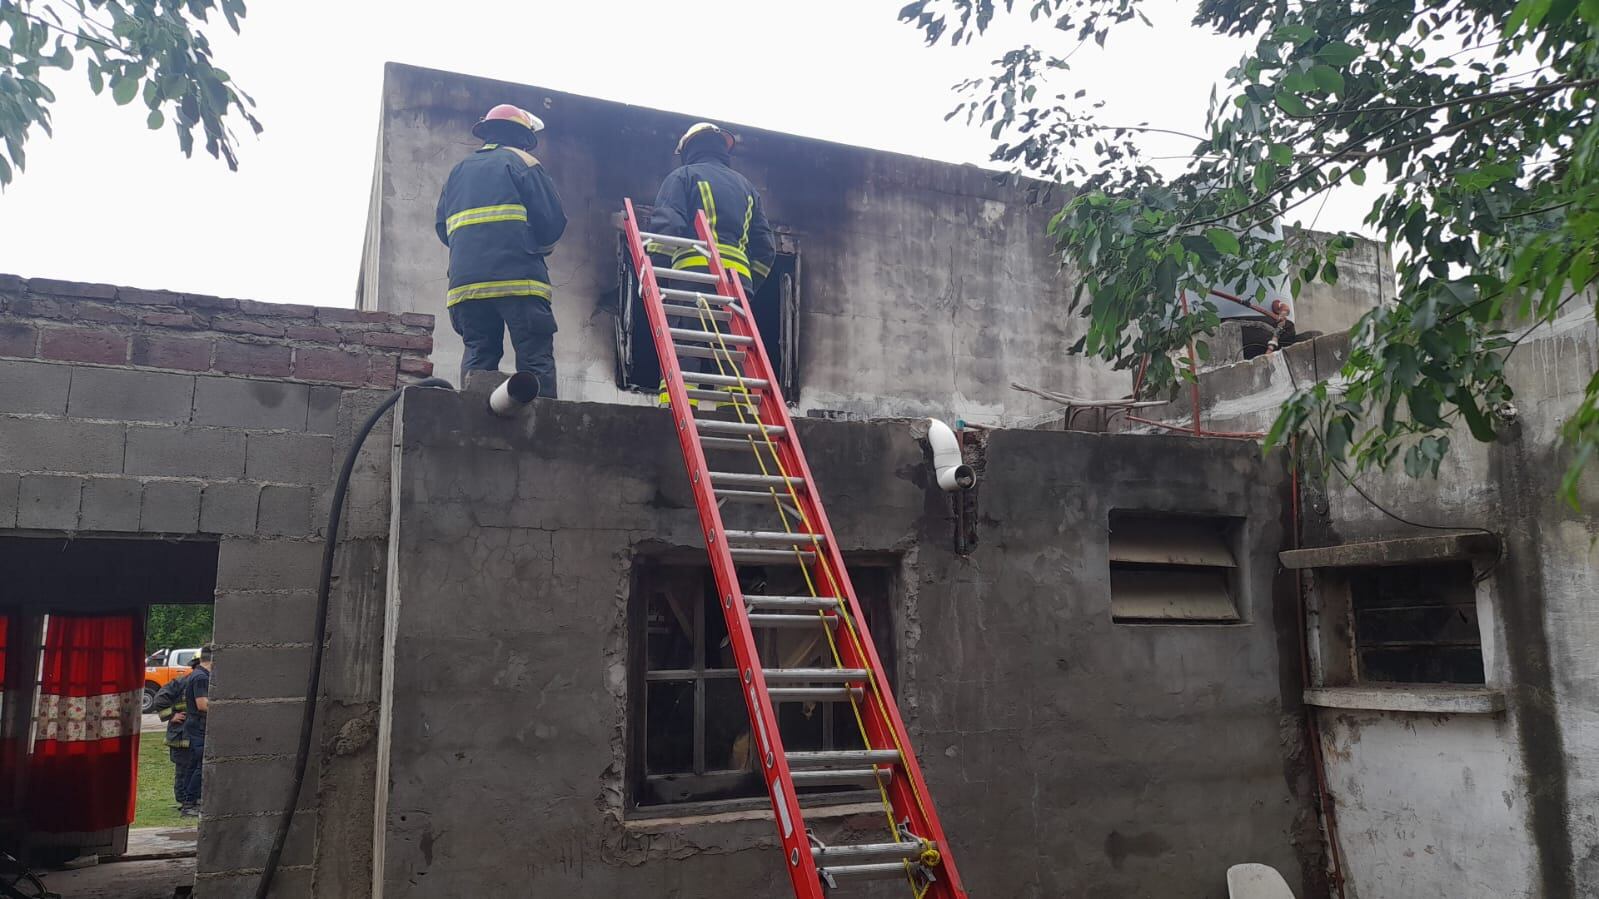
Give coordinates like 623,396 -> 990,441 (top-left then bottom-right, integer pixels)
703,677 -> 754,773
644,680 -> 694,775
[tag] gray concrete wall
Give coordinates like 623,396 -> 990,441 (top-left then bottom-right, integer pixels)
0,275 -> 428,898
361,63 -> 1128,425
375,388 -> 1322,898
1140,312 -> 1599,897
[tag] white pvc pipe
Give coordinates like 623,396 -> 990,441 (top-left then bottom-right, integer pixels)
488,372 -> 541,417
927,419 -> 976,492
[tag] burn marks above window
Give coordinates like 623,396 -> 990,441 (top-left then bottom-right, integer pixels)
1108,511 -> 1243,624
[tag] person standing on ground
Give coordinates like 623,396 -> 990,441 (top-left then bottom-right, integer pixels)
152,657 -> 201,813
436,104 -> 568,395
647,122 -> 775,407
179,647 -> 212,818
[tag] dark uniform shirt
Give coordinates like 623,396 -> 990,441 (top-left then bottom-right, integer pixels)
435,144 -> 568,306
183,666 -> 210,744
648,146 -> 775,291
153,674 -> 190,749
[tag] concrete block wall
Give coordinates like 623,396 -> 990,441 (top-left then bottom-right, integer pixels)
0,277 -> 433,898
374,392 -> 1321,898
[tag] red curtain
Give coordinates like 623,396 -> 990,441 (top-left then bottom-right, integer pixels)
25,613 -> 143,834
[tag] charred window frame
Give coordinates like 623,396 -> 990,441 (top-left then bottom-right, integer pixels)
626,558 -> 895,812
614,221 -> 800,399
1108,511 -> 1245,624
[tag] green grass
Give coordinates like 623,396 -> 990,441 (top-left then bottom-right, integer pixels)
134,733 -> 193,829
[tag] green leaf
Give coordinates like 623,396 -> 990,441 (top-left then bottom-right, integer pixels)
1275,92 -> 1312,116
1349,167 -> 1366,186
111,75 -> 138,106
1205,228 -> 1241,255
1315,41 -> 1361,67
1310,64 -> 1344,94
1272,24 -> 1314,44
147,109 -> 164,130
1269,143 -> 1293,165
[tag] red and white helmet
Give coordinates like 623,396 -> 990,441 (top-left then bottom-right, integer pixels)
472,104 -> 545,140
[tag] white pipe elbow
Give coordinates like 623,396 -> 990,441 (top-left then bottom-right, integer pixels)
927,418 -> 976,492
488,372 -> 541,417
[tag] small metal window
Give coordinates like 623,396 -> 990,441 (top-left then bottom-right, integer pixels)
1350,563 -> 1484,684
1108,511 -> 1243,623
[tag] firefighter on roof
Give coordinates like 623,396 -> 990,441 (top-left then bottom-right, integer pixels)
435,103 -> 568,395
648,122 -> 776,406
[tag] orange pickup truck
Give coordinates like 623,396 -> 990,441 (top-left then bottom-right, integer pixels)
142,647 -> 202,713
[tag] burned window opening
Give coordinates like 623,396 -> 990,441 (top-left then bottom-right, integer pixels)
628,559 -> 894,810
615,230 -> 799,398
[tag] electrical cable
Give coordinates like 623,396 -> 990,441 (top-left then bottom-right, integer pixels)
256,377 -> 453,899
1279,350 -> 1503,580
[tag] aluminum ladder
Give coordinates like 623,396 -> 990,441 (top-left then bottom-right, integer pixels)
622,200 -> 969,899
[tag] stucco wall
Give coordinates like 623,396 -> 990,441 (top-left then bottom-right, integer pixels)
1143,310 -> 1599,897
371,387 -> 1322,898
361,63 -> 1126,424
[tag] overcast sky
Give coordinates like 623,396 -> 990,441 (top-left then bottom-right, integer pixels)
0,0 -> 1381,308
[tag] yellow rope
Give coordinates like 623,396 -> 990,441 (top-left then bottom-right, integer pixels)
684,278 -> 936,896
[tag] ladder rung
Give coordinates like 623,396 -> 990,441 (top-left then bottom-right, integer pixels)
786,749 -> 902,767
693,372 -> 770,390
639,230 -> 708,250
674,344 -> 746,363
684,388 -> 761,405
725,529 -> 823,546
764,668 -> 870,683
714,488 -> 793,503
700,436 -> 762,452
813,842 -> 927,865
768,686 -> 862,702
790,768 -> 891,789
670,327 -> 752,345
661,288 -> 737,306
748,613 -> 839,630
655,268 -> 720,285
697,420 -> 786,438
745,595 -> 838,611
731,548 -> 817,564
710,472 -> 805,490
662,303 -> 732,321
819,862 -> 916,883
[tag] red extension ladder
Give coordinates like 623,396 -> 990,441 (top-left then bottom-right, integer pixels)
621,199 -> 969,899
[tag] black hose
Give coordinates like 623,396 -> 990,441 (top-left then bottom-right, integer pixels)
256,377 -> 452,899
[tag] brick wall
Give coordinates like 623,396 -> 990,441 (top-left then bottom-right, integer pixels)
0,277 -> 427,898
0,274 -> 436,387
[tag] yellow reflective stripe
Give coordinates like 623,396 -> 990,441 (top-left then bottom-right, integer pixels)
741,195 -> 754,254
752,259 -> 772,279
446,204 -> 528,235
672,243 -> 746,265
446,279 -> 552,306
698,179 -> 718,237
673,254 -> 751,279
